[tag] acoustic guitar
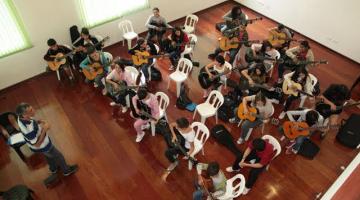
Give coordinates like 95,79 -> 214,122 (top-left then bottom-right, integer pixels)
237,102 -> 279,126
268,30 -> 297,47
219,38 -> 259,51
282,80 -> 314,97
111,81 -> 139,96
198,66 -> 241,89
48,50 -> 76,71
283,121 -> 340,140
82,56 -> 120,80
316,101 -> 360,117
132,50 -> 170,66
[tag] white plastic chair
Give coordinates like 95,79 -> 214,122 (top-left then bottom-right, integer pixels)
181,34 -> 198,58
238,104 -> 275,141
217,62 -> 233,91
217,174 -> 246,200
151,92 -> 170,136
193,90 -> 224,124
261,135 -> 281,170
147,44 -> 160,81
124,66 -> 146,107
167,58 -> 193,97
118,20 -> 138,49
266,49 -> 280,79
188,122 -> 210,170
183,14 -> 198,34
299,74 -> 318,107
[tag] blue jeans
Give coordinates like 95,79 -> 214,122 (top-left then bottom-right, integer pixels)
240,118 -> 263,140
43,146 -> 71,173
293,135 -> 307,151
193,189 -> 204,200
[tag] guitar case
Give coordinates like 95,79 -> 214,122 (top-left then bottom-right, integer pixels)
210,125 -> 242,157
336,114 -> 360,148
218,95 -> 237,122
298,138 -> 319,159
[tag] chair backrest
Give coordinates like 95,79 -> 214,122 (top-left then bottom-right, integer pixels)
175,58 -> 193,76
118,20 -> 135,35
220,174 -> 246,199
188,34 -> 198,48
274,49 -> 281,59
309,73 -> 318,87
190,122 -> 210,146
205,90 -> 224,109
262,135 -> 281,158
184,14 -> 198,29
124,66 -> 146,86
103,52 -> 113,62
155,92 -> 170,112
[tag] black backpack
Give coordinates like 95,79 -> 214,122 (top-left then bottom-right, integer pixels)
218,95 -> 237,122
150,66 -> 162,81
336,114 -> 360,148
298,138 -> 320,159
176,84 -> 192,110
211,125 -> 242,157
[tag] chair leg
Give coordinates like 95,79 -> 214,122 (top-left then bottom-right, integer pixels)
299,96 -> 306,108
201,116 -> 206,124
167,79 -> 171,90
245,128 -> 253,141
56,70 -> 61,81
148,65 -> 152,81
151,121 -> 155,136
215,112 -> 218,124
201,147 -> 205,155
125,95 -> 130,108
237,119 -> 243,127
261,123 -> 266,135
193,109 -> 197,120
176,82 -> 181,97
127,39 -> 132,49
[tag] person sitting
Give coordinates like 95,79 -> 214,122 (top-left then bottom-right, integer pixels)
145,7 -> 172,47
277,41 -> 314,82
162,117 -> 195,180
72,28 -> 101,69
43,38 -> 75,81
230,92 -> 276,144
202,55 -> 231,98
248,40 -> 279,72
165,26 -> 190,70
278,66 -> 316,119
282,109 -> 324,154
240,63 -> 267,96
0,112 -> 25,160
269,23 -> 293,52
80,45 -> 113,95
131,87 -> 160,142
128,37 -> 158,80
106,63 -> 139,113
221,5 -> 247,32
193,162 -> 227,200
226,138 -> 275,195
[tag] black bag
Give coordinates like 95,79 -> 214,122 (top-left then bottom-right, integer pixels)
218,96 -> 237,122
336,114 -> 360,148
176,84 -> 192,110
150,66 -> 162,81
298,138 -> 320,159
211,125 -> 242,157
0,185 -> 34,200
69,25 -> 80,44
155,118 -> 173,148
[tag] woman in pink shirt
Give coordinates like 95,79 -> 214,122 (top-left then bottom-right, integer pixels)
131,87 -> 160,142
106,63 -> 136,113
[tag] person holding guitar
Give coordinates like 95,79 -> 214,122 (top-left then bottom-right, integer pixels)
72,28 -> 101,69
44,39 -> 75,81
248,40 -> 278,72
106,63 -> 138,113
202,55 -> 232,98
226,138 -> 275,195
165,26 -> 190,70
282,109 -> 324,154
193,162 -> 227,200
268,24 -> 293,51
279,67 -> 316,119
235,92 -> 276,144
131,87 -> 160,142
128,38 -> 158,80
145,7 -> 172,46
80,45 -> 113,95
240,63 -> 267,95
277,41 -> 314,83
221,5 -> 247,32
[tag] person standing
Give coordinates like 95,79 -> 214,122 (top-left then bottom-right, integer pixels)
16,103 -> 78,176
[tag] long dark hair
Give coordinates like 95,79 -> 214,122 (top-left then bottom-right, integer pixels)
291,66 -> 308,83
231,6 -> 242,20
260,40 -> 273,54
171,26 -> 184,41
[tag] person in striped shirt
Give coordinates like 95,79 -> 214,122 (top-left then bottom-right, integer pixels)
16,103 -> 78,176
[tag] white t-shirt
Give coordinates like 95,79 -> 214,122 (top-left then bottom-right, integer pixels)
247,95 -> 275,118
178,128 -> 195,149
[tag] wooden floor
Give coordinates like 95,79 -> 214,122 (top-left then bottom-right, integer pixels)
1,1 -> 359,199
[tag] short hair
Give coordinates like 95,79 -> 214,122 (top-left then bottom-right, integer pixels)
176,117 -> 189,129
153,7 -> 159,12
255,91 -> 266,104
207,162 -> 220,176
252,138 -> 266,151
86,45 -> 96,55
137,87 -> 148,100
305,110 -> 319,126
215,55 -> 225,65
300,40 -> 310,49
47,38 -> 56,46
278,23 -> 285,30
137,37 -> 146,46
15,102 -> 31,117
81,27 -> 90,35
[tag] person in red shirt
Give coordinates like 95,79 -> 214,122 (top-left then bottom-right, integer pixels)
166,26 -> 190,70
226,138 -> 275,195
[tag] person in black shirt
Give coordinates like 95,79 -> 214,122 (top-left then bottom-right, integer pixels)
43,39 -> 74,80
72,28 -> 100,69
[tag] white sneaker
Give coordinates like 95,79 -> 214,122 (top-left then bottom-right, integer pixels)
121,106 -> 128,113
94,83 -> 99,88
280,135 -> 286,141
242,187 -> 250,195
141,123 -> 151,130
237,138 -> 244,144
229,118 -> 238,124
135,132 -> 146,143
278,111 -> 286,119
226,166 -> 240,173
167,160 -> 179,171
169,65 -> 175,70
110,102 -> 119,107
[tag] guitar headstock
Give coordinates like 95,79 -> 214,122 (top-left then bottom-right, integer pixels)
318,60 -> 328,64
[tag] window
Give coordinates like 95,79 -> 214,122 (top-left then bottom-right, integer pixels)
0,0 -> 32,58
78,0 -> 149,28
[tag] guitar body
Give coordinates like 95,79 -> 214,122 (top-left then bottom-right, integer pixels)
282,80 -> 302,96
198,67 -> 220,89
237,102 -> 258,122
111,81 -> 128,96
283,121 -> 310,140
82,63 -> 104,80
132,50 -> 150,66
219,37 -> 239,51
48,53 -> 67,71
268,31 -> 288,47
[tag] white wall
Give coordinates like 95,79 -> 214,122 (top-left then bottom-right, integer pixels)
0,0 -> 225,90
236,0 -> 360,63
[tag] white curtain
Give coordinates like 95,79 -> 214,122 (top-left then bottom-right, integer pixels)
78,0 -> 149,28
0,0 -> 31,58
